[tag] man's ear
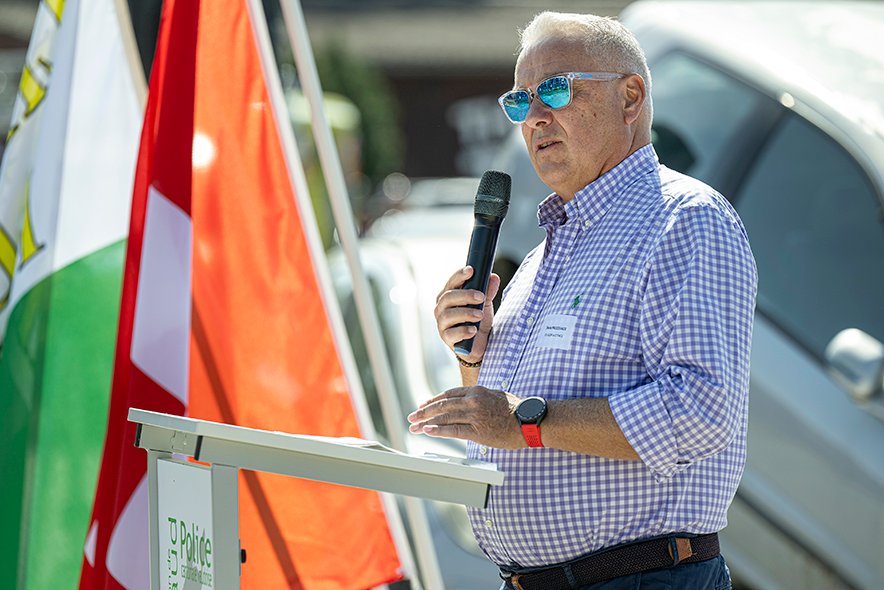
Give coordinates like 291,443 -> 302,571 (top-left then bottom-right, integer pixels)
622,74 -> 646,125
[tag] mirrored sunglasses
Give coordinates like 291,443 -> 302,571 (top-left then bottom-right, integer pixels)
498,72 -> 627,123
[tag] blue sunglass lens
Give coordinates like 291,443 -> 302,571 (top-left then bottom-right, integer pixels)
537,76 -> 571,109
502,91 -> 530,122
500,76 -> 571,122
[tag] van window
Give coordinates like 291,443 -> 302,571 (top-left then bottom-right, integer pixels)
735,113 -> 884,358
651,53 -> 769,183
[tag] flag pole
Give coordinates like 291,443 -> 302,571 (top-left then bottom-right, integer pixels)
275,2 -> 446,590
110,0 -> 148,109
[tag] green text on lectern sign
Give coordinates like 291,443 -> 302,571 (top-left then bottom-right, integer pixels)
157,459 -> 214,589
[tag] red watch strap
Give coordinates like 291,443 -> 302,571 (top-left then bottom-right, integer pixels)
521,423 -> 543,448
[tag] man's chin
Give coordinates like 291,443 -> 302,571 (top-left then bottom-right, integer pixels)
534,167 -> 575,200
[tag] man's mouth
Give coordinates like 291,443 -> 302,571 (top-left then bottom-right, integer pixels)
536,139 -> 560,151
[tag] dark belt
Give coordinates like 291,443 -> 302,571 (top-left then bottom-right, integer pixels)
501,533 -> 719,590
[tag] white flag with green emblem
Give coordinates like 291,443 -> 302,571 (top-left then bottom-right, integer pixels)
0,0 -> 144,587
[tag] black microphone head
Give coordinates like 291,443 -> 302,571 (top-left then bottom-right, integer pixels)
474,170 -> 511,219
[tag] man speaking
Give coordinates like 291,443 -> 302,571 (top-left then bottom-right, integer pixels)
408,11 -> 757,589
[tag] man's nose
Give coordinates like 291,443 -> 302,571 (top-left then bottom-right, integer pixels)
524,97 -> 553,127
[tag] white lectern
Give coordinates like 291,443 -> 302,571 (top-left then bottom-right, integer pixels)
128,408 -> 504,590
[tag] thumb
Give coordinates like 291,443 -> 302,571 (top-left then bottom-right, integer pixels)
486,273 -> 501,306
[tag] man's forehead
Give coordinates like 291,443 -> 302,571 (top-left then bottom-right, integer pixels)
514,37 -> 594,87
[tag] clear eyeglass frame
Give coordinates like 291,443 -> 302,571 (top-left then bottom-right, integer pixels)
498,72 -> 628,123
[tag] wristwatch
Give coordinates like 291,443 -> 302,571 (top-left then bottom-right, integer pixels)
515,397 -> 547,448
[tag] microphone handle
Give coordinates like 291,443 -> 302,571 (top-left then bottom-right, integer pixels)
454,215 -> 502,356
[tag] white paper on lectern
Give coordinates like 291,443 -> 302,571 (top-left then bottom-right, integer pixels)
277,433 -> 410,454
276,434 -> 485,464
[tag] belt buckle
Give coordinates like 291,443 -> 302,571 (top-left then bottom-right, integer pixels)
504,572 -> 526,590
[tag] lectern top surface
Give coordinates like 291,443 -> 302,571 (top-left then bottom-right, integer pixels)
128,408 -> 504,486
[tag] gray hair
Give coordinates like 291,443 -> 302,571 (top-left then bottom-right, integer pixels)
518,11 -> 653,124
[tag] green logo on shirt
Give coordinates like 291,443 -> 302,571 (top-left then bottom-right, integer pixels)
571,293 -> 583,309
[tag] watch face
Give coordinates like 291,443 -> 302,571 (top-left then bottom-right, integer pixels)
517,397 -> 546,423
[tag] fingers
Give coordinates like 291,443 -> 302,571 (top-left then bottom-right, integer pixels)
407,390 -> 471,435
407,387 -> 525,449
436,300 -> 483,336
416,423 -> 476,440
435,266 -> 490,353
435,267 -> 485,314
435,266 -> 473,305
407,388 -> 467,424
408,409 -> 476,438
435,291 -> 485,333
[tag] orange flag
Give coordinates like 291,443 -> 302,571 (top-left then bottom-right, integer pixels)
188,0 -> 402,588
80,0 -> 403,588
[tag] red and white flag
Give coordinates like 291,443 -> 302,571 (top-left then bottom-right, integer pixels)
79,0 -> 403,589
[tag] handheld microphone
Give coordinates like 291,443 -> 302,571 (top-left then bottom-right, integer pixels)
454,170 -> 511,357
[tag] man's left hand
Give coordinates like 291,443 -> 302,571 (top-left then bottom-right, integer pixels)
407,387 -> 527,449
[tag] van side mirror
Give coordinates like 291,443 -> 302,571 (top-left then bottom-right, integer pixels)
824,328 -> 884,402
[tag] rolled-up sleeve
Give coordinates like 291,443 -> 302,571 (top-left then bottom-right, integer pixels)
609,203 -> 757,479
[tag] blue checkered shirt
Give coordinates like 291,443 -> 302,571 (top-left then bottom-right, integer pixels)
466,145 -> 757,568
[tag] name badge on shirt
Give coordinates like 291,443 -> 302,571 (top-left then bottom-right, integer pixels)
535,314 -> 577,350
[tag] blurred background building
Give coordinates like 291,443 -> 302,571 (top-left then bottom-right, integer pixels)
0,0 -> 632,186
298,0 -> 632,180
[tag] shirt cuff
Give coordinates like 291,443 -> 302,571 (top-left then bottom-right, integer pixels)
608,381 -> 683,481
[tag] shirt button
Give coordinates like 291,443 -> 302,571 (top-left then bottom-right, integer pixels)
485,519 -> 493,528
480,446 -> 488,455
526,317 -> 534,325
501,380 -> 509,389
584,219 -> 592,228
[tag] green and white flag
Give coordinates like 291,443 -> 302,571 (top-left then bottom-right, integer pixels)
0,0 -> 144,587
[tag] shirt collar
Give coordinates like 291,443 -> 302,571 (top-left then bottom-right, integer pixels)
537,144 -> 659,231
